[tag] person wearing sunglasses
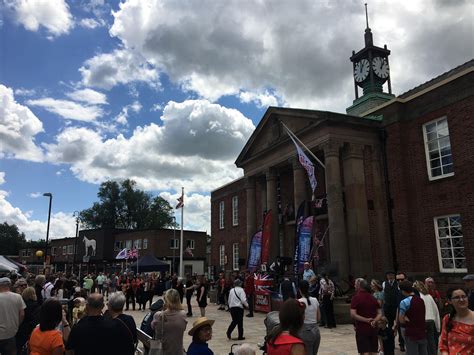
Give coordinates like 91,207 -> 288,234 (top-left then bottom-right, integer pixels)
392,272 -> 408,352
438,287 -> 474,354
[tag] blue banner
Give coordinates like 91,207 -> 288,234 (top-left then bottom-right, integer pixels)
297,216 -> 314,273
247,231 -> 262,272
293,201 -> 306,274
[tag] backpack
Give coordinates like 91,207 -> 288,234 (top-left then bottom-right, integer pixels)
140,310 -> 157,337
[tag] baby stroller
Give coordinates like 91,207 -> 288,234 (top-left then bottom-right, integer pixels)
260,311 -> 280,354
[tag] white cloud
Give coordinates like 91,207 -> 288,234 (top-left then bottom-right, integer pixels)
239,90 -> 281,108
7,0 -> 73,38
26,97 -> 103,122
79,18 -> 102,29
0,173 -> 76,240
66,88 -> 108,105
107,0 -> 473,112
0,172 -> 4,185
160,191 -> 210,232
0,84 -> 44,161
44,99 -> 253,192
14,88 -> 36,96
151,103 -> 163,112
79,49 -> 159,90
29,192 -> 41,198
114,101 -> 142,125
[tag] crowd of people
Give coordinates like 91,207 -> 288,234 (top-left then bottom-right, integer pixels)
0,266 -> 473,355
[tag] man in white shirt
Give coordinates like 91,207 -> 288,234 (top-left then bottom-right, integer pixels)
96,272 -> 106,294
41,276 -> 54,300
226,279 -> 248,341
0,277 -> 26,355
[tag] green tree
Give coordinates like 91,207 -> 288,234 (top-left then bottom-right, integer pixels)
0,222 -> 27,255
80,179 -> 176,230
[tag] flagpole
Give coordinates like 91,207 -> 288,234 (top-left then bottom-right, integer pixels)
280,121 -> 326,169
179,187 -> 184,277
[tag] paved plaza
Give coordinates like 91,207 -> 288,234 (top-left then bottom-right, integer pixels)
126,297 -> 406,354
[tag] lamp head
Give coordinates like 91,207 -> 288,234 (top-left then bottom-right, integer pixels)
43,192 -> 52,197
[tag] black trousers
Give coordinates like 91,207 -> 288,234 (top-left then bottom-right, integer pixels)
227,307 -> 244,338
126,291 -> 135,310
321,295 -> 336,327
247,294 -> 254,316
384,306 -> 397,351
186,293 -> 193,315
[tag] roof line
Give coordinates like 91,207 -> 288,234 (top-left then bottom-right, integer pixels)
360,65 -> 473,116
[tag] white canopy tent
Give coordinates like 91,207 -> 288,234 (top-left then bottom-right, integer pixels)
0,256 -> 20,273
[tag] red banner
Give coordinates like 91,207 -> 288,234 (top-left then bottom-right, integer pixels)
261,210 -> 272,264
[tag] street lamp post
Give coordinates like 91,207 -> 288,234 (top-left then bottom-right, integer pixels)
72,211 -> 80,276
43,193 -> 53,273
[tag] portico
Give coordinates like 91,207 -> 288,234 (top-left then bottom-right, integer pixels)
236,107 -> 390,279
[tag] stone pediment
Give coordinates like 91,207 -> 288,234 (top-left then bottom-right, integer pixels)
235,106 -> 380,169
235,107 -> 331,168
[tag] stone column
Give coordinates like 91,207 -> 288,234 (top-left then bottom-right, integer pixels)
371,148 -> 393,271
342,143 -> 372,277
292,157 -> 307,213
266,168 -> 279,261
245,176 -> 256,252
322,139 -> 349,278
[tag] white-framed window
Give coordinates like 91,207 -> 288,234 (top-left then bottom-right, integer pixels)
143,238 -> 148,249
219,245 -> 225,266
50,247 -> 56,256
170,239 -> 179,249
232,243 -> 239,270
134,239 -> 142,250
219,201 -> 225,229
434,215 -> 466,273
62,246 -> 67,255
186,240 -> 195,249
67,245 -> 74,255
232,196 -> 239,226
125,240 -> 132,249
423,117 -> 454,180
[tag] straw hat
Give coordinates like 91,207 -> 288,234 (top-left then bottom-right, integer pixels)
188,317 -> 215,336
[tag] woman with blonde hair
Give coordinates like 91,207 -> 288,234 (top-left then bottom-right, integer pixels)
370,279 -> 384,308
413,280 -> 440,355
151,288 -> 187,354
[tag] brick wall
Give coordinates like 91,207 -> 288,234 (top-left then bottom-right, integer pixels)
383,92 -> 474,279
210,178 -> 247,273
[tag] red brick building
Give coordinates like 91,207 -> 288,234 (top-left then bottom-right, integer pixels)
210,23 -> 473,285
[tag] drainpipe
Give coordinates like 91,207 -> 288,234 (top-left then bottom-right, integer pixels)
380,128 -> 398,272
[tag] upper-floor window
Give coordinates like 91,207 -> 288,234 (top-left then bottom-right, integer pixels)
125,240 -> 132,249
434,215 -> 466,273
219,201 -> 225,229
186,240 -> 195,249
170,239 -> 179,249
62,246 -> 67,255
143,238 -> 148,249
114,241 -> 124,251
67,245 -> 74,255
134,239 -> 142,250
51,247 -> 56,256
219,245 -> 225,266
423,117 -> 454,180
232,196 -> 239,226
232,243 -> 239,271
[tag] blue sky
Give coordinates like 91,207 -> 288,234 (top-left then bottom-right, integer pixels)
0,0 -> 472,240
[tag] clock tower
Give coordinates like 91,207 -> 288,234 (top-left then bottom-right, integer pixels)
346,5 -> 395,117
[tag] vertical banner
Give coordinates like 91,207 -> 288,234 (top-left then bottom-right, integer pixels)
293,201 -> 306,274
297,216 -> 314,272
261,210 -> 273,265
247,231 -> 263,272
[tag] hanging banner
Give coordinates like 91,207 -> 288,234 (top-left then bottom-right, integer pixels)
293,201 -> 306,274
247,231 -> 263,272
261,210 -> 273,265
296,216 -> 314,272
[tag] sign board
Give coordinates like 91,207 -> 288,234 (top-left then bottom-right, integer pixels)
255,289 -> 271,313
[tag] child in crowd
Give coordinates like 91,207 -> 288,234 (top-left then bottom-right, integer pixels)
377,317 -> 394,355
72,297 -> 86,325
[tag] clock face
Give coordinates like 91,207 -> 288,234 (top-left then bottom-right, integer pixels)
354,59 -> 370,82
372,56 -> 389,78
